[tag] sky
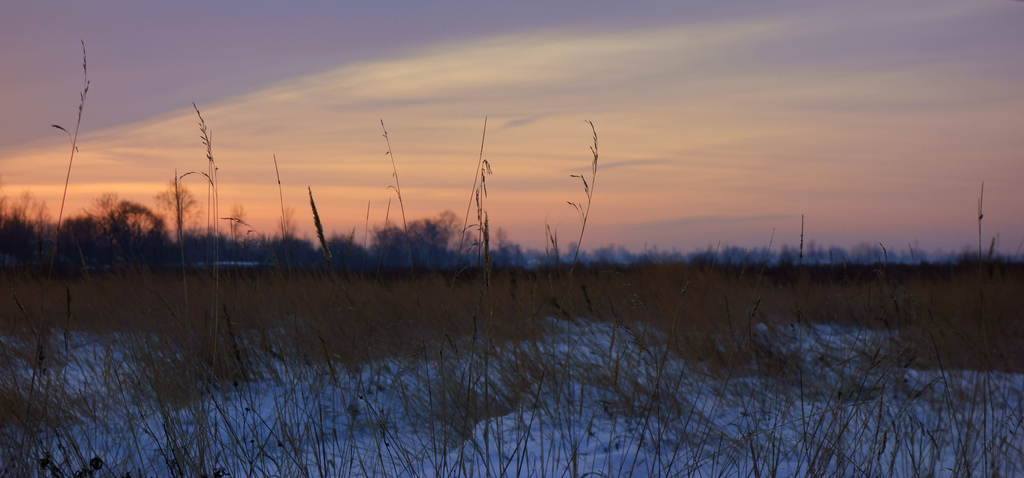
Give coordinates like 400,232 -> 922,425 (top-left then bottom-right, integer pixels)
2,0 -> 1023,255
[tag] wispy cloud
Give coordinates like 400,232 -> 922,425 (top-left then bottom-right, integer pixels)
2,2 -> 1022,252
635,214 -> 802,230
597,159 -> 671,171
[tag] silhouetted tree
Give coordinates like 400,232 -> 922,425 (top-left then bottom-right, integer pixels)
59,214 -> 102,267
90,193 -> 167,265
0,190 -> 48,265
374,211 -> 460,269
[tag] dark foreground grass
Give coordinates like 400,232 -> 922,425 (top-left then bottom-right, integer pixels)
1,261 -> 1023,476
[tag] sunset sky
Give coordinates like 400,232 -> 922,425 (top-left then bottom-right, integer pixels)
2,1 -> 1022,255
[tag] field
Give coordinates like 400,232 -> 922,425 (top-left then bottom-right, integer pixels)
3,46 -> 1024,477
2,260 -> 1023,477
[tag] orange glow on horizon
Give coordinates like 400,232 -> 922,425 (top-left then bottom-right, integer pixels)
3,15 -> 1023,254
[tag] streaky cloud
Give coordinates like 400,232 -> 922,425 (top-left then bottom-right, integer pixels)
635,214 -> 801,230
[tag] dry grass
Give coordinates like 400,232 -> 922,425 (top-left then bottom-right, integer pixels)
2,260 -> 1023,476
2,261 -> 1021,388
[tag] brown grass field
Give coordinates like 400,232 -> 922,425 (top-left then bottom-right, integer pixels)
3,260 -> 1022,376
2,260 -> 1023,476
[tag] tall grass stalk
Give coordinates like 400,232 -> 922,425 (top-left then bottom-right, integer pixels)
562,120 -> 599,315
48,41 -> 89,273
25,42 -> 88,476
174,170 -> 189,315
363,200 -> 371,271
434,117 -> 492,473
567,120 -> 599,278
192,103 -> 223,369
273,154 -> 291,268
539,121 -> 600,477
308,186 -> 332,272
455,117 -> 489,269
193,103 -> 218,269
380,120 -> 413,270
976,180 -> 992,477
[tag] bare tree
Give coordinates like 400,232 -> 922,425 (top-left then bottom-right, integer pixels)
154,180 -> 199,238
228,203 -> 246,243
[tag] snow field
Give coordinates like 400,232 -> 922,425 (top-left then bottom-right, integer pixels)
3,317 -> 1023,477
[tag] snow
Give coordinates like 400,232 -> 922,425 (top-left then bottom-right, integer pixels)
3,318 -> 1024,477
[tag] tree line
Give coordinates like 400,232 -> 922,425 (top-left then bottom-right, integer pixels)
0,182 -> 528,272
4,182 -> 1003,272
